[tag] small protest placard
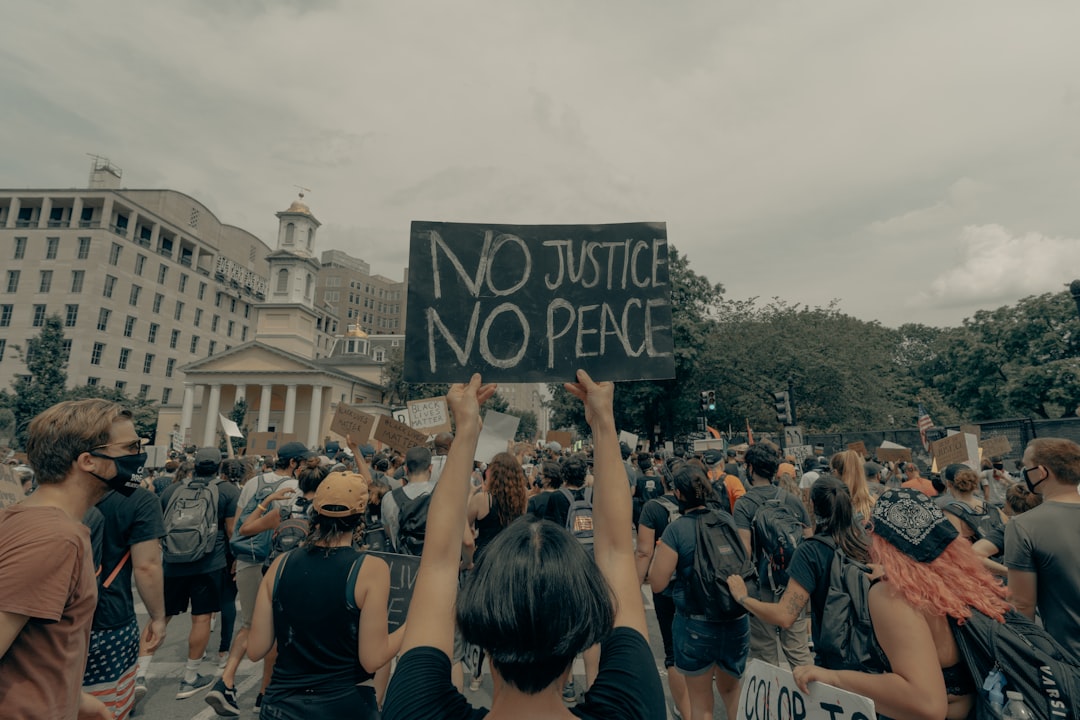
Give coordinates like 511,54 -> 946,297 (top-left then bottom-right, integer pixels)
546,430 -> 572,450
406,397 -> 452,435
979,435 -> 1012,458
370,551 -> 421,632
475,410 -> 520,464
218,414 -> 243,439
960,424 -> 981,440
619,430 -> 639,451
847,441 -> 868,457
739,659 -> 875,720
931,434 -> 969,466
876,441 -> 912,463
330,404 -> 377,441
404,221 -> 675,383
373,415 -> 429,454
788,445 -> 814,465
0,469 -> 25,510
246,432 -> 298,457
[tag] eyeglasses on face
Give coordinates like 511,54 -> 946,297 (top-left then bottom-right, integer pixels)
92,439 -> 144,455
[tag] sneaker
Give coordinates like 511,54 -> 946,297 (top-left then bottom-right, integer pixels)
469,676 -> 482,692
176,673 -> 215,699
132,676 -> 147,712
205,678 -> 240,717
562,678 -> 576,704
217,651 -> 229,669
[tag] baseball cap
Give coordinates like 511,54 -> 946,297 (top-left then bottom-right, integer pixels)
277,441 -> 315,462
313,471 -> 369,517
547,441 -> 562,453
864,461 -> 882,479
702,449 -> 723,466
194,447 -> 221,474
777,462 -> 796,479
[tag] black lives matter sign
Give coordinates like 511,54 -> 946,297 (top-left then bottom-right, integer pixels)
404,221 -> 675,383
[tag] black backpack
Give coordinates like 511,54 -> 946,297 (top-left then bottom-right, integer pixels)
263,498 -> 314,571
686,509 -> 755,621
392,487 -> 433,556
806,535 -> 890,673
951,608 -> 1080,720
944,501 -> 1006,546
748,487 -> 806,597
560,487 -> 595,558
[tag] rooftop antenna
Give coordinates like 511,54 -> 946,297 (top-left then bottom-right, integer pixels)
86,154 -> 122,187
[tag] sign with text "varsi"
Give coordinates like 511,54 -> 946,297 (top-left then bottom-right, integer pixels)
404,221 -> 676,383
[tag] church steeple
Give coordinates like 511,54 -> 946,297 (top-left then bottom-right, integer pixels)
255,193 -> 324,357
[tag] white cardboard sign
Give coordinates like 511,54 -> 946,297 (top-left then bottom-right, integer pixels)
739,660 -> 875,720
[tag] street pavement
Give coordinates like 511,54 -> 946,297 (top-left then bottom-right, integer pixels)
130,589 -> 699,719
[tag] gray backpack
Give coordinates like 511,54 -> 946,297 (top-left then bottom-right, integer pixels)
161,477 -> 220,563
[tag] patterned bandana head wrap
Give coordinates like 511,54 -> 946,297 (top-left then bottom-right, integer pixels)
870,488 -> 958,563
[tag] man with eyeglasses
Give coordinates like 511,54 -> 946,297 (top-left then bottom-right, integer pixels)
1004,437 -> 1080,663
0,398 -> 147,720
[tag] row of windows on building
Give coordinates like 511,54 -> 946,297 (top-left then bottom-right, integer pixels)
324,275 -> 403,299
322,290 -> 400,314
0,300 -> 249,342
0,338 -> 174,404
10,236 -> 254,313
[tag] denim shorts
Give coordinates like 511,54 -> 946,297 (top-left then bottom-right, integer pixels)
672,613 -> 750,678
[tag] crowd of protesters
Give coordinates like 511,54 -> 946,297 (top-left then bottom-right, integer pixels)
1,382 -> 1078,720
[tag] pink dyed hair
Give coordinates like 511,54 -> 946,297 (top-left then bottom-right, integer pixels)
869,534 -> 1010,623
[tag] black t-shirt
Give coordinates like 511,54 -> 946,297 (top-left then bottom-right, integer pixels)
160,477 -> 239,578
93,488 -> 165,630
381,627 -> 665,720
638,493 -> 679,540
785,536 -> 835,651
526,490 -> 554,519
543,486 -> 588,527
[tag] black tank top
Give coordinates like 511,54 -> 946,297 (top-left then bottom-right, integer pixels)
474,495 -> 507,559
269,547 -> 374,694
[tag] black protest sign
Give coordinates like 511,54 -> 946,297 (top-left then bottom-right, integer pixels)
370,551 -> 421,631
404,221 -> 675,383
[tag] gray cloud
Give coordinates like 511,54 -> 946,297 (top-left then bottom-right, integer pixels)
3,1 -> 1080,328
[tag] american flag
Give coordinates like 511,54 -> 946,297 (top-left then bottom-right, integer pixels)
917,404 -> 933,450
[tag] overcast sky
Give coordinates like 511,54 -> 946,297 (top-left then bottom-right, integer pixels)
4,1 -> 1080,328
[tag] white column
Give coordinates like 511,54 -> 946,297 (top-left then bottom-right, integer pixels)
6,197 -> 19,228
70,197 -> 83,228
258,384 -> 272,431
39,197 -> 52,228
180,383 -> 195,443
234,384 -> 247,408
307,385 -> 323,448
283,384 -> 297,435
203,383 -> 221,446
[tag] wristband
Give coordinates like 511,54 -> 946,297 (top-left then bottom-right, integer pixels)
256,503 -> 267,513
736,595 -> 748,606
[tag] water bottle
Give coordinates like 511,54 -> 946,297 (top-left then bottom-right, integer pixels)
1002,691 -> 1032,720
983,668 -> 1005,717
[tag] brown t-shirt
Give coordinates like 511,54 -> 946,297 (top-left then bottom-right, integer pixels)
0,504 -> 97,719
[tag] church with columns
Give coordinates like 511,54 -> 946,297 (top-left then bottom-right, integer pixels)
158,196 -> 400,450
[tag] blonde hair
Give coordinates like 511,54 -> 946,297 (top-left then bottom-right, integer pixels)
831,450 -> 874,521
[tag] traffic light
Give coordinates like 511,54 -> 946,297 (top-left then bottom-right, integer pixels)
707,390 -> 716,411
773,390 -> 792,425
700,391 -> 709,413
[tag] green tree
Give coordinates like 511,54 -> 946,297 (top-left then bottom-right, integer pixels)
65,385 -> 159,440
228,400 -> 249,452
1,315 -> 69,448
917,291 -> 1080,420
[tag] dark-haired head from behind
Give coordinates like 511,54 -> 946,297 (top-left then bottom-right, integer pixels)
561,454 -> 588,488
810,475 -> 870,564
744,442 -> 781,481
456,515 -> 614,695
670,462 -> 718,511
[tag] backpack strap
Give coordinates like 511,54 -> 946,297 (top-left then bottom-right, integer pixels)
584,486 -> 593,504
344,552 -> 367,613
101,550 -> 131,589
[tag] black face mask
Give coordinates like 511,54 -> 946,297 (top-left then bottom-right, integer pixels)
89,451 -> 147,497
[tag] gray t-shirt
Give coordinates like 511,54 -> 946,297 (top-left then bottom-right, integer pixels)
381,479 -> 435,551
1004,500 -> 1080,661
234,472 -> 298,570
